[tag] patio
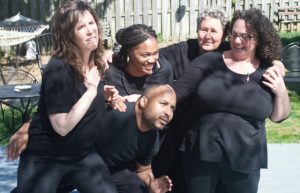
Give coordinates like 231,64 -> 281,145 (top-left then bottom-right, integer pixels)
0,144 -> 300,193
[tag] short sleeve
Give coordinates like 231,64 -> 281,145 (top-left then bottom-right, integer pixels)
43,60 -> 79,115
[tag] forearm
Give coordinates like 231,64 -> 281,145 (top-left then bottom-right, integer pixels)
269,90 -> 291,122
18,121 -> 30,134
49,88 -> 97,136
136,166 -> 154,186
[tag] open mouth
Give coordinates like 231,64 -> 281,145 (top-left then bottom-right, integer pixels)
144,64 -> 154,71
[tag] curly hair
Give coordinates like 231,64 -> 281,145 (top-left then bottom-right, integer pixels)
230,8 -> 282,65
114,24 -> 157,67
51,0 -> 105,81
197,8 -> 230,37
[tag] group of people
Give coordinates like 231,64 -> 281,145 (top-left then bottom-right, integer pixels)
6,0 -> 290,193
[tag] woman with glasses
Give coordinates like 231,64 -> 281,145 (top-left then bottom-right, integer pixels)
171,8 -> 290,193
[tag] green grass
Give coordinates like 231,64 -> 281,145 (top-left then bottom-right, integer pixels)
266,89 -> 300,143
0,106 -> 35,145
279,32 -> 300,46
0,109 -> 23,145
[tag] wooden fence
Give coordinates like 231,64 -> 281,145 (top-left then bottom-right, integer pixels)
0,0 -> 300,43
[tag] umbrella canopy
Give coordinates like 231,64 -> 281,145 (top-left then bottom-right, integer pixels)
0,13 -> 49,46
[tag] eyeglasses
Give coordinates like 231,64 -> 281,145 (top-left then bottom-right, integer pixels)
228,32 -> 254,41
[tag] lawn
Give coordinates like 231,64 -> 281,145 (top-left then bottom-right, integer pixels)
279,32 -> 300,46
266,88 -> 300,143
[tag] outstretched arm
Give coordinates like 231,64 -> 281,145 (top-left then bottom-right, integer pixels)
135,163 -> 172,193
6,121 -> 30,160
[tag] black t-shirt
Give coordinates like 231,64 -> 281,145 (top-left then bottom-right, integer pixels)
159,39 -> 230,79
158,39 -> 231,143
172,52 -> 274,172
104,56 -> 173,95
96,103 -> 159,168
24,57 -> 106,163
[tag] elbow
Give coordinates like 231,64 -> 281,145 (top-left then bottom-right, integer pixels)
52,125 -> 70,136
49,114 -> 72,136
269,112 -> 290,123
51,121 -> 70,137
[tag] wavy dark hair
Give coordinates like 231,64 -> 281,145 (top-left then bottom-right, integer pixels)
51,0 -> 105,81
230,8 -> 282,65
114,24 -> 157,68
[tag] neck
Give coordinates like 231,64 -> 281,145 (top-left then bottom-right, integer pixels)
82,51 -> 92,67
198,47 -> 207,56
223,50 -> 260,74
126,63 -> 147,77
135,103 -> 150,133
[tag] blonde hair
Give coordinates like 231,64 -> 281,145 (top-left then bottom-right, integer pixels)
197,8 -> 229,36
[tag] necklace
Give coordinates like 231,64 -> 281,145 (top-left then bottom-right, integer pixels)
246,73 -> 250,82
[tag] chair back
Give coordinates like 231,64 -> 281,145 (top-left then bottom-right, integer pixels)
281,41 -> 300,74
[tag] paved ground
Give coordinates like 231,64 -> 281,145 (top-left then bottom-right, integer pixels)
1,144 -> 300,193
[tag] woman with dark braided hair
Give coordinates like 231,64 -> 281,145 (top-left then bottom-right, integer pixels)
15,1 -> 118,193
104,24 -> 173,99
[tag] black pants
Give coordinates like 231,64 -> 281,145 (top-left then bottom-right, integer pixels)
111,168 -> 148,193
17,150 -> 118,193
182,152 -> 260,193
55,167 -> 148,193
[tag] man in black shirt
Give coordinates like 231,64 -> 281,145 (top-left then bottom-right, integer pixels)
96,84 -> 176,193
9,84 -> 176,193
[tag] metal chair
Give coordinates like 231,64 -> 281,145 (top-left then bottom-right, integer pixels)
0,68 -> 38,142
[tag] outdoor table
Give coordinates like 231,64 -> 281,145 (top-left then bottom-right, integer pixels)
0,83 -> 40,125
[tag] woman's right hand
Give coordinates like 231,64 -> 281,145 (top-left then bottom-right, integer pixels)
102,50 -> 113,70
84,66 -> 101,95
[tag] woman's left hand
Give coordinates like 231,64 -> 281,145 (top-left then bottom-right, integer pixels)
262,67 -> 287,96
104,85 -> 127,112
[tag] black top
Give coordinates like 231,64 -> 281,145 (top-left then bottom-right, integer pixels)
157,40 -> 230,152
96,103 -> 159,169
24,57 -> 105,163
104,56 -> 173,95
172,52 -> 274,172
159,39 -> 230,79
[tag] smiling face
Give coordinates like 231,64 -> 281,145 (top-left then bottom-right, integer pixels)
139,86 -> 176,131
126,37 -> 159,77
73,10 -> 99,55
197,17 -> 224,54
229,19 -> 257,60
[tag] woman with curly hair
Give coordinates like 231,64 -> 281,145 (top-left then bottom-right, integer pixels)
15,1 -> 118,192
171,8 -> 290,193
